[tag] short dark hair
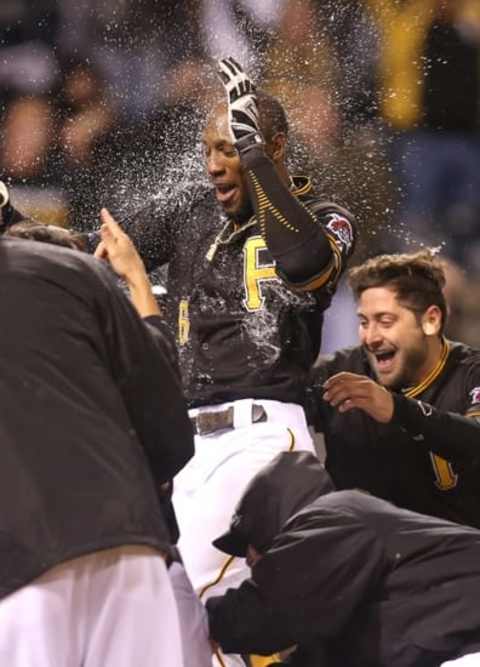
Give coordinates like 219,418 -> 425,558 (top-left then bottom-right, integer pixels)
6,222 -> 85,251
256,90 -> 289,143
348,250 -> 448,333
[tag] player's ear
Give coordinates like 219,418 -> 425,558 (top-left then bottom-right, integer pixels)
421,305 -> 442,336
267,132 -> 287,163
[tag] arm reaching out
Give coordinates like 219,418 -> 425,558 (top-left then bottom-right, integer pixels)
94,208 -> 161,318
323,372 -> 394,423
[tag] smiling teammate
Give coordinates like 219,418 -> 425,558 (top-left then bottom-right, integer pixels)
311,250 -> 480,528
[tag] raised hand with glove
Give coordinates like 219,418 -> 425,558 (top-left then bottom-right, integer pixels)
217,57 -> 265,156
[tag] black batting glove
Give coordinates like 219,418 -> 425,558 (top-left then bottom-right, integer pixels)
217,57 -> 264,156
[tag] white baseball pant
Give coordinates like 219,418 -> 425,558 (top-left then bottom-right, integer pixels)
169,560 -> 212,667
173,398 -> 316,667
0,545 -> 183,667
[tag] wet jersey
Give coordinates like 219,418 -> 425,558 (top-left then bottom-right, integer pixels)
311,340 -> 480,528
123,173 -> 355,408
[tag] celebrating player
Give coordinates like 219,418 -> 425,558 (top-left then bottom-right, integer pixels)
113,57 -> 356,665
311,250 -> 480,527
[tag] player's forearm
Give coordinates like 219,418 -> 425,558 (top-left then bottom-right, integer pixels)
242,150 -> 334,285
392,393 -> 480,463
125,268 -> 161,318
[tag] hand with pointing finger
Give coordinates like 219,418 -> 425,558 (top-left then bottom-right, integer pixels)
94,208 -> 160,318
94,208 -> 147,284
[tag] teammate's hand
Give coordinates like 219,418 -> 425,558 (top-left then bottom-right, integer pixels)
217,57 -> 264,153
323,372 -> 394,423
94,208 -> 147,285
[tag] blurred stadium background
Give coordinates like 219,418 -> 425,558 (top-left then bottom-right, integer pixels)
1,0 -> 479,346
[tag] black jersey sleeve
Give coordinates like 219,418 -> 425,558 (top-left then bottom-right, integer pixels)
207,579 -> 297,655
119,198 -> 179,272
392,393 -> 480,464
83,193 -> 188,271
241,150 -> 356,292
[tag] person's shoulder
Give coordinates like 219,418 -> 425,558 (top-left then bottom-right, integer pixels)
314,488 -> 386,519
293,177 -> 354,222
1,236 -> 116,292
449,339 -> 480,366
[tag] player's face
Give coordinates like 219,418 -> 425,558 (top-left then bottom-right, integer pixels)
357,287 -> 429,390
202,105 -> 252,221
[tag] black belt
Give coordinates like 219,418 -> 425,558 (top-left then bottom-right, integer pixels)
190,403 -> 267,436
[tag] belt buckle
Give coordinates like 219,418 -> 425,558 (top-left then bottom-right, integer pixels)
195,407 -> 234,436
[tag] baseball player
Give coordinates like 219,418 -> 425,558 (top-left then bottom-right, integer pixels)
110,58 -> 356,665
207,451 -> 480,667
310,250 -> 480,527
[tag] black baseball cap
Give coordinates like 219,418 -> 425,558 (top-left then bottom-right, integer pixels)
213,451 -> 335,557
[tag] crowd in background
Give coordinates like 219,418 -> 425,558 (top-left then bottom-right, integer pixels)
1,0 -> 480,345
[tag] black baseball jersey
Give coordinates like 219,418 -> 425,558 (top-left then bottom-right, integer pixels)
310,340 -> 480,528
123,168 -> 355,408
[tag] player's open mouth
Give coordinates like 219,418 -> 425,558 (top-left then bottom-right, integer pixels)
215,184 -> 238,205
373,350 -> 396,372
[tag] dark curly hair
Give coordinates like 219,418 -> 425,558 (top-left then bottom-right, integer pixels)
348,250 -> 447,333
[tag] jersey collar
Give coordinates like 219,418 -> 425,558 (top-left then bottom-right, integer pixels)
291,175 -> 313,197
402,338 -> 450,398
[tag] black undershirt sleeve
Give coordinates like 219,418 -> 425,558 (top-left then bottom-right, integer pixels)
392,393 -> 480,464
241,148 -> 338,288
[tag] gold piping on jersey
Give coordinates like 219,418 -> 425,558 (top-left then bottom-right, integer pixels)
287,427 -> 296,451
199,554 -> 236,600
285,236 -> 340,293
249,171 -> 300,233
466,410 -> 480,419
403,339 -> 450,399
291,175 -> 313,197
402,340 -> 457,491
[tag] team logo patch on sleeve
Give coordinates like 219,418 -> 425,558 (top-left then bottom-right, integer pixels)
469,386 -> 480,406
326,214 -> 354,252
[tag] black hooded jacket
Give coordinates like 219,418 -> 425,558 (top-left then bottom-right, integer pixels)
207,452 -> 480,666
0,238 -> 193,599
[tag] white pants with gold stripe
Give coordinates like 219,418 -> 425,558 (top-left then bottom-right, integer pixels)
0,545 -> 184,667
173,399 -> 316,667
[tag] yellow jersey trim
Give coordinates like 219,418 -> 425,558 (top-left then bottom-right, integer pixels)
291,176 -> 312,197
404,339 -> 450,399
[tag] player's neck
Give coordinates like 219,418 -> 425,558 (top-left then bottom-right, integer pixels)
276,162 -> 291,189
410,336 -> 446,388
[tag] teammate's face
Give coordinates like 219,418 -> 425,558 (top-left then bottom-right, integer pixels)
202,105 -> 252,221
357,287 -> 431,390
